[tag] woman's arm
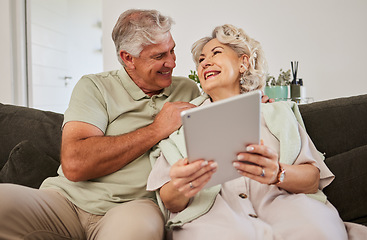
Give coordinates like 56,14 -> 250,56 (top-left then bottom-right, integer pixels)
234,144 -> 320,194
160,158 -> 217,213
273,162 -> 319,193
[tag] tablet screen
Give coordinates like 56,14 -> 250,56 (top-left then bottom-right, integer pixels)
181,90 -> 261,188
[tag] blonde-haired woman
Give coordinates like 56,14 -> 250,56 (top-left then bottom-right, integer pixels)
148,24 -> 348,239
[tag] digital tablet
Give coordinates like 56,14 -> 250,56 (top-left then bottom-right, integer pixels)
181,90 -> 261,188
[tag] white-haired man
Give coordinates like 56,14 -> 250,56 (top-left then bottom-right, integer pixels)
0,9 -> 199,240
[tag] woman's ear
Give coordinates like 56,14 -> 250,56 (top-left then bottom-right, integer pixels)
120,50 -> 135,69
239,54 -> 250,73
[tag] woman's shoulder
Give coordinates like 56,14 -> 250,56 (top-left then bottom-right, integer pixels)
261,101 -> 302,122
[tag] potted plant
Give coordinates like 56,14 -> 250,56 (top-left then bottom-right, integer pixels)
264,69 -> 291,101
188,70 -> 202,90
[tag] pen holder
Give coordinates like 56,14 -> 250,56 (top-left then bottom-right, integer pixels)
290,84 -> 306,103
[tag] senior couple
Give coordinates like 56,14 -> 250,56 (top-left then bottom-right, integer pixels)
0,8 -> 362,240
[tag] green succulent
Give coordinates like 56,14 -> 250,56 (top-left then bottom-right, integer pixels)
266,69 -> 292,86
188,70 -> 202,89
277,69 -> 292,86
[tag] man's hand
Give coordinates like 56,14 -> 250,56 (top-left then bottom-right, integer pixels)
152,101 -> 196,138
261,91 -> 275,103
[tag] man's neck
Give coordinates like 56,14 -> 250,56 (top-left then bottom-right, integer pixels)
124,67 -> 163,97
143,89 -> 163,97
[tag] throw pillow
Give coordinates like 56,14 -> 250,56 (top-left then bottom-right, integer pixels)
323,144 -> 367,225
0,140 -> 59,188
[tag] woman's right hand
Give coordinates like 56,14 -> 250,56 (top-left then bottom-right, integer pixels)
170,158 -> 218,198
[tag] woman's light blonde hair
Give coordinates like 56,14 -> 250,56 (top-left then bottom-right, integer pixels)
191,24 -> 268,92
112,9 -> 174,66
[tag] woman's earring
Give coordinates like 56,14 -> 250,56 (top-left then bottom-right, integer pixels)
239,75 -> 246,94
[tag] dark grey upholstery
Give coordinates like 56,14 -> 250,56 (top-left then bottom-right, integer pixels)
299,94 -> 367,226
0,103 -> 63,188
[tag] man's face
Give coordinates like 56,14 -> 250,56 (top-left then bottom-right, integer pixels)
128,33 -> 176,95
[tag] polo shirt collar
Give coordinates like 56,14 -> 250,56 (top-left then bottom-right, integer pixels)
117,67 -> 172,100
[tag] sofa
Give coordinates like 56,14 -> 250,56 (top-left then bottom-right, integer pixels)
0,94 -> 367,228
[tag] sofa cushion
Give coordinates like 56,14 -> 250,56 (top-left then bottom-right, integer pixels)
0,103 -> 63,170
0,140 -> 59,188
323,144 -> 367,226
299,94 -> 367,158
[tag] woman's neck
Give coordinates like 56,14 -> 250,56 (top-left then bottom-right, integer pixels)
209,89 -> 240,102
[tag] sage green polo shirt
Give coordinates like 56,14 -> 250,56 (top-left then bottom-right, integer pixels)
41,68 -> 200,215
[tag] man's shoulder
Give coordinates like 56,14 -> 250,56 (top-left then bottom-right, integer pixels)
82,69 -> 119,82
167,76 -> 201,100
172,76 -> 198,88
75,70 -> 124,92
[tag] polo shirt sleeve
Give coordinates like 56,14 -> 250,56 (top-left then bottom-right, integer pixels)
63,75 -> 108,133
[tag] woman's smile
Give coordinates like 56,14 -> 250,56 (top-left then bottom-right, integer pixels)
204,70 -> 221,80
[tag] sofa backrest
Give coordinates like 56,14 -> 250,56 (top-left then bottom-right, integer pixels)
299,94 -> 367,158
0,103 -> 63,171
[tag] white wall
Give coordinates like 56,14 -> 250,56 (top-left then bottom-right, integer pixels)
0,0 -> 102,109
102,0 -> 367,102
28,0 -> 103,113
0,0 -> 16,104
67,0 -> 103,86
2,0 -> 366,105
0,0 -> 28,106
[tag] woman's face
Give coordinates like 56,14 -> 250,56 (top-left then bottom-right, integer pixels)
197,38 -> 245,101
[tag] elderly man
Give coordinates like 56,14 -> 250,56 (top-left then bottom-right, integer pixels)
0,9 -> 199,240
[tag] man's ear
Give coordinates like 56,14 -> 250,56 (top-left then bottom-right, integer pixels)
239,54 -> 250,73
120,50 -> 135,69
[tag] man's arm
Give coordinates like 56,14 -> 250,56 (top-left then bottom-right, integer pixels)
61,101 -> 196,182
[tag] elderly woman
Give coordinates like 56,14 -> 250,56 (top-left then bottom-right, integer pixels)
147,24 -> 349,239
